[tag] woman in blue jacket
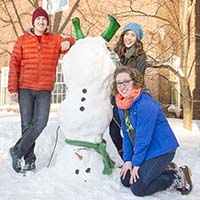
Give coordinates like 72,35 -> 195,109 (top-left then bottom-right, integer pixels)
112,66 -> 192,196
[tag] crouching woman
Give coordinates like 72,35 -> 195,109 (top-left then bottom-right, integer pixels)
112,66 -> 192,196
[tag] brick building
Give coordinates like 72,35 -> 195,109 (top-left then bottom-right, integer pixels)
0,0 -> 199,118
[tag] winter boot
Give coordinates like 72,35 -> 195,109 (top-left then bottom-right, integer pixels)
10,147 -> 22,173
101,14 -> 120,42
178,166 -> 193,195
170,165 -> 192,195
72,17 -> 85,40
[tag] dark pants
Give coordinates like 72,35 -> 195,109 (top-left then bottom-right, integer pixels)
121,152 -> 176,196
14,89 -> 51,163
109,106 -> 123,157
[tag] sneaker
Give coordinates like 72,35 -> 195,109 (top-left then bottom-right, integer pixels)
10,147 -> 22,173
178,165 -> 193,195
23,161 -> 36,172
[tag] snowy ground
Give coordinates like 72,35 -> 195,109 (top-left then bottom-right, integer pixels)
0,111 -> 200,200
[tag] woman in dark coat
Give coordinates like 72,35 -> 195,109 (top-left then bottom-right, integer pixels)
109,22 -> 147,158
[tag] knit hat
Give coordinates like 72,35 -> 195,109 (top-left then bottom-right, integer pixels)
123,23 -> 144,40
32,7 -> 49,25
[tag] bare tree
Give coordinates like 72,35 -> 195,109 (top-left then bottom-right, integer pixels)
0,0 -> 197,130
0,0 -> 80,59
179,0 -> 196,130
113,0 -> 196,130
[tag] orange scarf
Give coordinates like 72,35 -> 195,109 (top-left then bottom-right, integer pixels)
116,87 -> 142,110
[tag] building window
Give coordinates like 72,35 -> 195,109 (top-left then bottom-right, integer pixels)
51,61 -> 66,104
0,67 -> 12,106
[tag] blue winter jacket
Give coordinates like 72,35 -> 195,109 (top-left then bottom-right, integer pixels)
118,92 -> 179,166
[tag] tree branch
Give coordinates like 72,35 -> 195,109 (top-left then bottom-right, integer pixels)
10,0 -> 26,33
2,0 -> 19,38
58,0 -> 81,34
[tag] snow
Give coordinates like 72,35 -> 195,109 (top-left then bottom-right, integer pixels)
0,111 -> 200,200
2,36 -> 200,199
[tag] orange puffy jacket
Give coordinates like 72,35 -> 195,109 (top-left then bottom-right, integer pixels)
8,30 -> 75,92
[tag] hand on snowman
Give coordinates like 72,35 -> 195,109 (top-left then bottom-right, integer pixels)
61,40 -> 71,51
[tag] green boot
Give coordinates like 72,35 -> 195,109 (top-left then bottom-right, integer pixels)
101,14 -> 120,42
72,17 -> 85,40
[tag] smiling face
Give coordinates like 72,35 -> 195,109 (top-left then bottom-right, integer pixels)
116,72 -> 134,97
123,30 -> 137,48
33,16 -> 48,35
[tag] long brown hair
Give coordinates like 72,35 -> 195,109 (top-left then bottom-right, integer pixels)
114,30 -> 145,58
112,66 -> 144,95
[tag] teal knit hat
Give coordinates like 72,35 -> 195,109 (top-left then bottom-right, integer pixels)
123,22 -> 144,40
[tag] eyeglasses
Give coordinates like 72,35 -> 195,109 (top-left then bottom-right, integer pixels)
116,79 -> 133,87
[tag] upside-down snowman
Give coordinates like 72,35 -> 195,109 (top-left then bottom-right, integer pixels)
55,15 -> 120,182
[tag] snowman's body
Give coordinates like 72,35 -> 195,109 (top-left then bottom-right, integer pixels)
55,37 -> 116,182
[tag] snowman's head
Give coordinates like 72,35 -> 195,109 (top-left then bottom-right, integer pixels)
55,146 -> 105,183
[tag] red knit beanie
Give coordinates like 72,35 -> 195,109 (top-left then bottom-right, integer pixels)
32,7 -> 49,25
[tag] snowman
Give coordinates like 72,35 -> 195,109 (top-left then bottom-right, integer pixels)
55,15 -> 120,182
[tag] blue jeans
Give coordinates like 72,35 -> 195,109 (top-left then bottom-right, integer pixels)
121,152 -> 176,196
14,89 -> 51,163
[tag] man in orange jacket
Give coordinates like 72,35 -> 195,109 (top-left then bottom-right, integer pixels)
8,7 -> 75,173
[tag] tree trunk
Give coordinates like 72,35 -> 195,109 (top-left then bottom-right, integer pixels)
180,0 -> 196,130
180,79 -> 193,130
